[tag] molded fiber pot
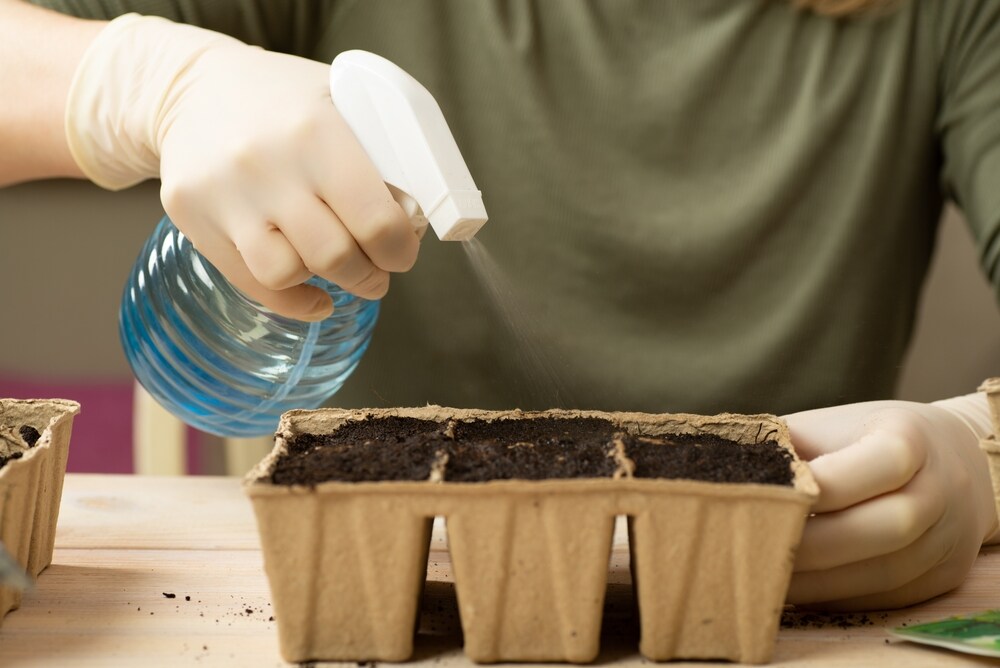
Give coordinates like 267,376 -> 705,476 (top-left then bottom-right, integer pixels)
0,399 -> 80,624
245,407 -> 818,664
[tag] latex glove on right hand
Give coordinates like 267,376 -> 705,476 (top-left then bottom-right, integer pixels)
65,14 -> 419,321
783,396 -> 1000,611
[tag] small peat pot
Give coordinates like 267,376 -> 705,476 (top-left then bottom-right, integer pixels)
244,407 -> 817,664
0,399 -> 80,623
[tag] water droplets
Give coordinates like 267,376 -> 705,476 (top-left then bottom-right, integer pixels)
462,239 -> 574,409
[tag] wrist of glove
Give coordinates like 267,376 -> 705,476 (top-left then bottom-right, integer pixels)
65,14 -> 243,189
939,385 -> 1000,546
783,394 -> 999,610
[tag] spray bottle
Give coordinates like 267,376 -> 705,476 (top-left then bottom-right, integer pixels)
118,51 -> 488,438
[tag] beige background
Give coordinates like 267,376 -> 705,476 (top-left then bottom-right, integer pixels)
1,179 -> 998,401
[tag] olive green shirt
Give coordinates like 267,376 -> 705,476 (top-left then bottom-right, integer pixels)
33,0 -> 1000,414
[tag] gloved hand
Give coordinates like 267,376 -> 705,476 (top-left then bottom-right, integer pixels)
65,14 -> 420,320
784,395 -> 999,610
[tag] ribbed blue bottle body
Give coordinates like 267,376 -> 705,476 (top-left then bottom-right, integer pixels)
119,216 -> 379,437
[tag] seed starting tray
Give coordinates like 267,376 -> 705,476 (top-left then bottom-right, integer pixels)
245,407 -> 818,664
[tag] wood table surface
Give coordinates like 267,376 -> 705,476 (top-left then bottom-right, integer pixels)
0,473 -> 997,667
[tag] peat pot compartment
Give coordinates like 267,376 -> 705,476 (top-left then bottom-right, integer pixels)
619,427 -> 813,664
442,483 -> 618,663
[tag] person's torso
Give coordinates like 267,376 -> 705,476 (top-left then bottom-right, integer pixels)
311,0 -> 943,413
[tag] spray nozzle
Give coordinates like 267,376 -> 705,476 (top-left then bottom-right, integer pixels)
329,50 -> 488,241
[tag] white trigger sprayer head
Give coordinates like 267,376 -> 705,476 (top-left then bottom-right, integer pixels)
329,50 -> 488,241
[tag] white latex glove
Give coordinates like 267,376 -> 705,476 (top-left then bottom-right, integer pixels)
784,396 -> 999,610
65,14 -> 420,321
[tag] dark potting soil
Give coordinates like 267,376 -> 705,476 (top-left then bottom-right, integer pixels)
18,426 -> 41,447
273,417 -> 447,484
285,416 -> 443,455
270,415 -> 794,487
442,417 -> 620,482
0,451 -> 24,469
271,417 -> 619,486
271,435 -> 445,485
0,424 -> 43,470
625,433 -> 795,486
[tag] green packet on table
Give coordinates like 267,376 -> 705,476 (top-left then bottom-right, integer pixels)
890,610 -> 1000,658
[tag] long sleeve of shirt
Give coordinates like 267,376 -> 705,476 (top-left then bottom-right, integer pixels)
936,0 -> 1000,301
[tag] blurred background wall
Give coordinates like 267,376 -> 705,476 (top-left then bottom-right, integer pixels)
1,180 -> 998,473
0,180 -> 208,473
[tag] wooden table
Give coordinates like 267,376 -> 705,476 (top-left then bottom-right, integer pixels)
0,474 -> 997,667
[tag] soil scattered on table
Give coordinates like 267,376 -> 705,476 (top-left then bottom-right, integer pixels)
780,610 -> 891,629
135,592 -> 273,629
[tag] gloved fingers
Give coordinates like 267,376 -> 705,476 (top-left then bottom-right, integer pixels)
307,112 -> 420,273
794,472 -> 946,571
275,194 -> 391,300
784,405 -> 873,461
198,239 -> 333,321
781,400 -> 993,609
789,525 -> 977,611
787,515 -> 953,606
784,402 -> 915,460
232,222 -> 312,291
807,428 -> 926,513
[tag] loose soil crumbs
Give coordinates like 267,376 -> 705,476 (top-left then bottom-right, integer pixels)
780,610 -> 891,629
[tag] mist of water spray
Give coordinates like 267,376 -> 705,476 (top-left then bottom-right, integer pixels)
462,238 -> 575,409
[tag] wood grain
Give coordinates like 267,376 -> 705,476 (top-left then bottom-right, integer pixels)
55,474 -> 258,551
1,474 -> 997,667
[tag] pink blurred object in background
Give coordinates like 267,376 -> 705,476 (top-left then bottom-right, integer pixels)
0,376 -> 203,474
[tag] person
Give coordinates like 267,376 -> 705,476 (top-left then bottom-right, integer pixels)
2,0 -> 998,610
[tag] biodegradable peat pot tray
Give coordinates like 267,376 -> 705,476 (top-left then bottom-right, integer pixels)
245,407 -> 818,664
0,398 -> 80,624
